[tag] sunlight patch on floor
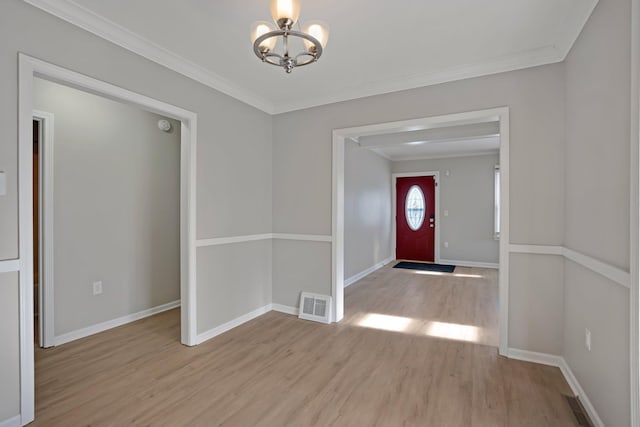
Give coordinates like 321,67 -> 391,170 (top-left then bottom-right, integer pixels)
425,321 -> 479,342
357,313 -> 414,332
411,270 -> 484,279
411,270 -> 446,276
355,313 -> 482,343
453,273 -> 484,278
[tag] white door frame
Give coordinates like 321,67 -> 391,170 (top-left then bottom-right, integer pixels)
32,110 -> 55,348
332,107 -> 509,355
630,0 -> 640,425
391,172 -> 441,263
18,53 -> 198,426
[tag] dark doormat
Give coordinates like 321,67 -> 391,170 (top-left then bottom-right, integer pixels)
393,261 -> 456,273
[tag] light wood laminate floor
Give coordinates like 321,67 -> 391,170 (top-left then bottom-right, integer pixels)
33,264 -> 579,426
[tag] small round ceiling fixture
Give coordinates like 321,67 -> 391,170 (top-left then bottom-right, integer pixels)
157,119 -> 171,132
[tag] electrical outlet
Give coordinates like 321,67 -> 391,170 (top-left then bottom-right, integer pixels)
92,281 -> 103,295
444,242 -> 449,248
585,328 -> 591,352
444,210 -> 449,217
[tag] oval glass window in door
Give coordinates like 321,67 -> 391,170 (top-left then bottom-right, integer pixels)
405,185 -> 426,231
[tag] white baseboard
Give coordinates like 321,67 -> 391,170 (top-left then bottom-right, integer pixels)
0,415 -> 20,427
271,303 -> 299,315
507,348 -> 564,366
344,256 -> 394,287
557,358 -> 605,427
439,258 -> 499,269
54,300 -> 180,346
195,304 -> 272,344
507,348 -> 604,427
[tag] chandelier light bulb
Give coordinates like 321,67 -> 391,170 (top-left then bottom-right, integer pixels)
270,0 -> 300,28
251,21 -> 277,52
303,22 -> 329,51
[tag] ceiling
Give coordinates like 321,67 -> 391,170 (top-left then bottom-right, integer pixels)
25,0 -> 598,114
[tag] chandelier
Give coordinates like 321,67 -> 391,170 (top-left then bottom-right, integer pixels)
251,0 -> 329,74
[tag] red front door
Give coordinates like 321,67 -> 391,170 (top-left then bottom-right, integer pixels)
396,176 -> 435,262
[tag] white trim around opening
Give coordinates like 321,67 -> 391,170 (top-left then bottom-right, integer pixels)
630,1 -> 640,426
18,53 -> 198,426
332,107 -> 510,356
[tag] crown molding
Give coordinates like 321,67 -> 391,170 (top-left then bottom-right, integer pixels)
23,0 -> 598,115
22,0 -> 276,114
272,45 -> 565,114
553,0 -> 599,60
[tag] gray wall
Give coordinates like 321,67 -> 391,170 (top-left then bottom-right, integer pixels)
273,62 -> 566,357
273,68 -> 565,244
344,141 -> 392,280
392,154 -> 499,265
0,0 -> 272,420
197,240 -> 272,332
508,254 -> 564,354
563,0 -> 631,424
34,78 -> 180,336
0,272 -> 19,421
272,240 -> 331,308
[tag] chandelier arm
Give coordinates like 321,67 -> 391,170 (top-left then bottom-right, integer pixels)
262,52 -> 285,66
294,52 -> 317,66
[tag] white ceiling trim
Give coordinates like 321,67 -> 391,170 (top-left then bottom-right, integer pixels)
274,45 -> 564,114
23,0 -> 599,115
22,0 -> 276,113
552,0 -> 599,58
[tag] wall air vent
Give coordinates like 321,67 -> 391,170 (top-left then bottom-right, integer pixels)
298,292 -> 332,324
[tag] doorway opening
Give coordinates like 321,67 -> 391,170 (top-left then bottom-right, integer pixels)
32,110 -> 54,349
31,79 -> 185,349
18,54 -> 198,425
32,119 -> 39,347
332,107 -> 509,355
